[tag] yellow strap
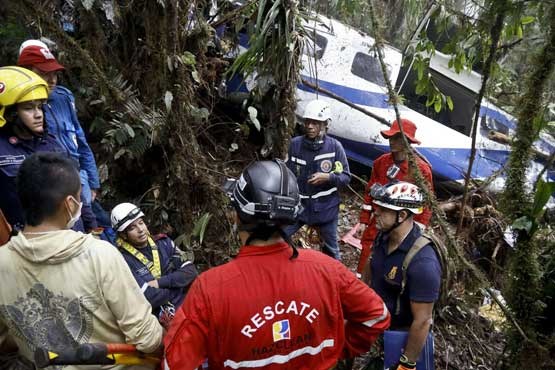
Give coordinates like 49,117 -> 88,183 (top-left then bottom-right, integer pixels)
117,236 -> 162,279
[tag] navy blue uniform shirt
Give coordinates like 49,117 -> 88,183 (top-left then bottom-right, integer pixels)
119,236 -> 198,315
0,128 -> 64,228
370,224 -> 441,329
286,134 -> 351,225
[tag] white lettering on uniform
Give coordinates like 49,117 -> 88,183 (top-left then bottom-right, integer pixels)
263,305 -> 275,321
286,301 -> 298,315
299,302 -> 310,316
275,301 -> 285,314
306,308 -> 320,323
241,325 -> 256,338
251,313 -> 265,328
240,300 -> 320,337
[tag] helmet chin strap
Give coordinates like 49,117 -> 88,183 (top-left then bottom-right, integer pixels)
383,210 -> 406,233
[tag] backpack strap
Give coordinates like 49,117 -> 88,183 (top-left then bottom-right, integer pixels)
395,235 -> 432,315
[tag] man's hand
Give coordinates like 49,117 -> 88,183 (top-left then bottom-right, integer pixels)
147,280 -> 159,288
307,172 -> 330,185
91,189 -> 98,202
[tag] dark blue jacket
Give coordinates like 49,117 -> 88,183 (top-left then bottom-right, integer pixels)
44,86 -> 100,189
119,235 -> 198,314
286,134 -> 351,224
0,129 -> 64,228
370,224 -> 442,329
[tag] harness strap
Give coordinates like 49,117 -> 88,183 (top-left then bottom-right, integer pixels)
395,235 -> 431,315
117,236 -> 162,279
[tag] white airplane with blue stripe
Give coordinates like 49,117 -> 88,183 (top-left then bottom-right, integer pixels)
227,15 -> 555,193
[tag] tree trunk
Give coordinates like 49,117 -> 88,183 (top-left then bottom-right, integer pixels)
501,2 -> 555,367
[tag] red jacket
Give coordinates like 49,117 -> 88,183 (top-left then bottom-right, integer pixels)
165,242 -> 390,370
357,153 -> 433,273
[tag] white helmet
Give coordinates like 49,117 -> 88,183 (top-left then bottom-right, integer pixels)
111,202 -> 145,232
303,100 -> 331,123
371,181 -> 424,215
19,40 -> 50,56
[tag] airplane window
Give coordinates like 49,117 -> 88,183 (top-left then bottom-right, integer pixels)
351,52 -> 386,86
303,33 -> 328,60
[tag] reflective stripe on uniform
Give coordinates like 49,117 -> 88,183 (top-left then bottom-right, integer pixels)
314,152 -> 335,161
299,187 -> 338,200
312,187 -> 337,199
290,157 -> 307,165
362,303 -> 389,328
361,205 -> 373,211
223,339 -> 335,368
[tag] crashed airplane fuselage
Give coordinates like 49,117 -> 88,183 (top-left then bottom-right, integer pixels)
229,15 -> 555,192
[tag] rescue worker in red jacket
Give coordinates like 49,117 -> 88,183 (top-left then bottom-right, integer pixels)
165,159 -> 390,370
356,119 -> 433,276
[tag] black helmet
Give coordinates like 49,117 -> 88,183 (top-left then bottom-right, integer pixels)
223,159 -> 302,227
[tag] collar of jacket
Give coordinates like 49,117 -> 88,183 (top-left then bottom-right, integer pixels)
302,135 -> 325,151
237,241 -> 290,257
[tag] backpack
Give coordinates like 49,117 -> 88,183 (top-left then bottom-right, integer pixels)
395,231 -> 450,315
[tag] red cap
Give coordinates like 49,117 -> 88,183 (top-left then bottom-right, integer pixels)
380,118 -> 421,144
17,45 -> 65,73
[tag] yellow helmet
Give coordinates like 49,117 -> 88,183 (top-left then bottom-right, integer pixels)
0,66 -> 49,127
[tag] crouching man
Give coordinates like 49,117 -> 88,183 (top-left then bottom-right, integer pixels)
111,203 -> 198,327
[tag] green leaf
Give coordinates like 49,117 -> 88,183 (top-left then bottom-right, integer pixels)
181,51 -> 196,66
114,148 -> 126,160
434,97 -> 442,113
417,63 -> 424,80
516,25 -> 523,39
248,106 -> 261,131
191,71 -> 200,83
446,96 -> 454,111
164,91 -> 173,113
512,216 -> 532,232
520,16 -> 535,25
192,213 -> 212,244
532,180 -> 555,219
505,25 -> 513,39
415,80 -> 425,95
124,123 -> 135,138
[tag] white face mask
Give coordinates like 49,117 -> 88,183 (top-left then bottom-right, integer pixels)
66,196 -> 83,229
